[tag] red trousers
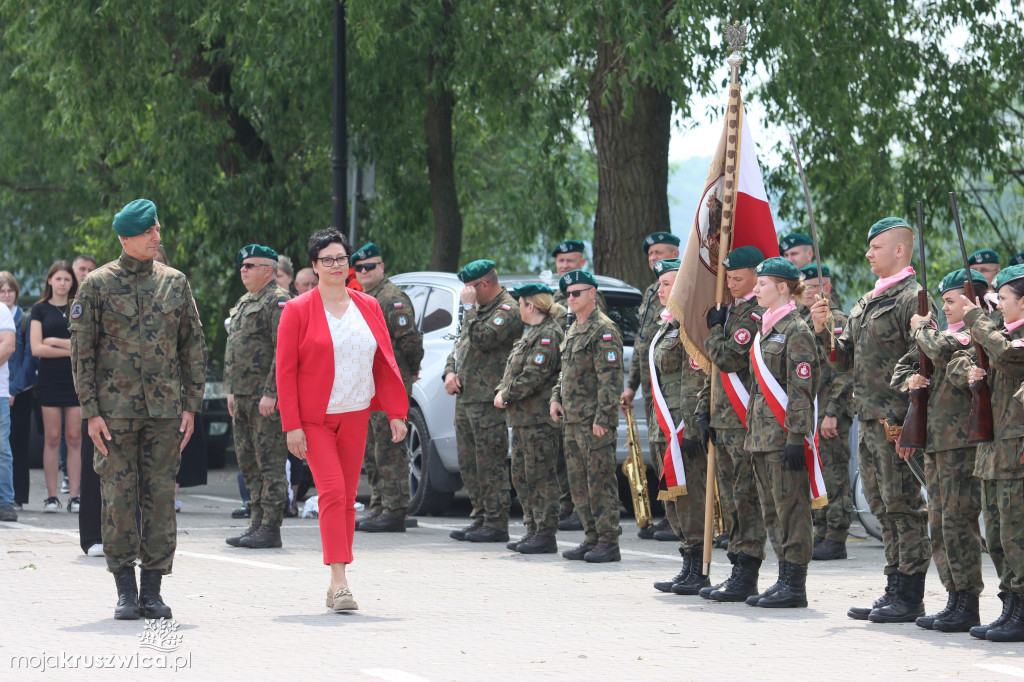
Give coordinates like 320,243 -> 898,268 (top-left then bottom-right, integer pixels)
302,409 -> 370,565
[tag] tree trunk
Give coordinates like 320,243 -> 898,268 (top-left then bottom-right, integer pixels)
588,37 -> 672,291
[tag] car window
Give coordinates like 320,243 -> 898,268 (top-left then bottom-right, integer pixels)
421,287 -> 455,333
397,284 -> 431,327
604,292 -> 641,346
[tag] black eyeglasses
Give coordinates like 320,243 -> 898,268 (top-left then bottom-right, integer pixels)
239,263 -> 270,271
566,287 -> 595,298
353,262 -> 380,273
317,256 -> 350,268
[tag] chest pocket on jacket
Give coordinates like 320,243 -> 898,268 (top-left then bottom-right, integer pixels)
868,305 -> 902,345
148,295 -> 186,330
102,295 -> 138,339
231,305 -> 263,334
761,341 -> 786,385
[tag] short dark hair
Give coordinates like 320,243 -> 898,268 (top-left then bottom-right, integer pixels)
73,254 -> 98,267
306,228 -> 350,264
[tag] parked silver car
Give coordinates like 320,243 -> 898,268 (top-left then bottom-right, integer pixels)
390,271 -> 655,516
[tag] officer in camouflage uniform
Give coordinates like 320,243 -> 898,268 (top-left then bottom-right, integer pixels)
645,259 -> 711,595
779,233 -> 815,269
697,245 -> 769,602
891,268 -> 988,632
622,232 -> 680,540
1011,251 -> 1024,267
967,248 -> 1001,286
350,243 -> 424,533
551,270 -> 623,562
496,283 -> 565,554
444,260 -> 522,543
810,217 -> 932,624
69,199 -> 207,621
223,244 -> 292,550
798,264 -> 854,561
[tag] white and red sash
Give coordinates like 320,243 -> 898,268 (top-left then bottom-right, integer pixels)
648,326 -> 687,500
721,371 -> 749,427
750,332 -> 828,508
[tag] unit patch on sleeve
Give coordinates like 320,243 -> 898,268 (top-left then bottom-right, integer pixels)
796,362 -> 812,379
493,316 -> 504,326
605,350 -> 618,363
532,352 -> 546,365
397,315 -> 409,327
733,328 -> 751,345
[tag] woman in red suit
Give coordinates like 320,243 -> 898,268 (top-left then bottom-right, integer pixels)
276,227 -> 408,612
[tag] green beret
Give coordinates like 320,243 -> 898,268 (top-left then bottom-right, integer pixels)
642,231 -> 680,253
551,239 -> 586,257
1010,251 -> 1024,267
778,233 -> 813,255
867,216 -> 912,244
938,268 -> 988,295
968,248 -> 1000,266
113,199 -> 158,238
755,257 -> 801,281
993,264 -> 1024,291
558,269 -> 597,294
511,283 -> 555,300
351,242 -> 381,264
457,259 -> 496,283
237,243 -> 278,264
653,258 -> 680,277
799,263 -> 831,280
722,245 -> 764,271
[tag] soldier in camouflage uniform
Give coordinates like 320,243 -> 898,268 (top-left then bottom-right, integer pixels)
69,199 -> 207,621
891,268 -> 988,632
551,269 -> 623,562
798,264 -> 854,561
810,217 -> 932,623
947,264 -> 1024,641
223,244 -> 292,550
351,243 -> 424,533
444,260 -> 522,542
621,232 -> 680,540
697,245 -> 769,602
495,283 -> 565,554
778,233 -> 814,269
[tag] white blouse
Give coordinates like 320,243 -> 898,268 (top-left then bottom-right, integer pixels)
324,302 -> 378,414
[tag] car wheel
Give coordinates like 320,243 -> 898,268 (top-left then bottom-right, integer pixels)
406,406 -> 454,516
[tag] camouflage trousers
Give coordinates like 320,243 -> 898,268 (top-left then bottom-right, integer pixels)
752,449 -> 814,565
563,421 -> 622,544
812,416 -> 853,543
716,428 -> 768,561
925,447 -> 983,595
654,437 -> 708,553
455,401 -> 510,531
510,423 -> 561,537
555,431 -> 573,515
858,420 -> 930,575
981,435 -> 1024,594
93,417 -> 180,574
232,394 -> 288,528
364,411 -> 410,516
644,398 -> 662,478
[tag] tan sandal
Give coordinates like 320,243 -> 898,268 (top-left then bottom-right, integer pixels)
331,587 -> 358,612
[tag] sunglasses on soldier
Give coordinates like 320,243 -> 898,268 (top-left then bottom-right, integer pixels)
353,262 -> 380,273
566,286 -> 594,298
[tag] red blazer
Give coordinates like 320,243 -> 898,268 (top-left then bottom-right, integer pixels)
276,287 -> 408,432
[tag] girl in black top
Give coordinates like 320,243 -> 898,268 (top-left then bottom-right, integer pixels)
30,260 -> 82,513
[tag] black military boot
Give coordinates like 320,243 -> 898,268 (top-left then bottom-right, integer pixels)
971,592 -> 1015,639
639,518 -> 669,540
713,533 -> 730,550
700,552 -> 736,599
746,561 -> 787,606
239,524 -> 283,548
848,572 -> 898,620
710,553 -> 760,602
655,549 -> 691,593
653,527 -> 680,542
465,526 -> 510,543
354,512 -> 379,531
812,539 -> 847,561
225,523 -> 259,547
869,571 -> 926,623
986,594 -> 1024,642
758,562 -> 808,608
508,532 -> 533,551
917,591 -> 959,630
558,511 -> 583,531
138,570 -> 172,619
359,514 -> 406,533
933,592 -> 981,632
449,520 -> 483,541
517,534 -> 558,554
562,541 -> 596,561
584,541 -> 621,563
113,567 -> 141,620
671,549 -> 710,596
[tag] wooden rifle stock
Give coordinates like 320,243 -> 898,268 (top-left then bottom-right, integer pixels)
899,289 -> 931,449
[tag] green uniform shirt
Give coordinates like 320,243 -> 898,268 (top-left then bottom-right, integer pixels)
553,289 -> 607,329
365,277 -> 424,393
444,289 -> 523,403
800,304 -> 854,419
498,315 -> 563,427
649,317 -> 706,443
552,308 -> 623,429
223,280 -> 291,398
697,295 -> 763,429
627,280 -> 663,393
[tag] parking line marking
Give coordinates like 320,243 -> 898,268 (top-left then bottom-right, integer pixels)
362,669 -> 430,682
185,494 -> 243,504
176,550 -> 299,571
977,664 -> 1024,678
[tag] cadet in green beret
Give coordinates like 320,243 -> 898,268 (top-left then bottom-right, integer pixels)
810,216 -> 932,623
1010,251 -> 1024,267
444,260 -> 523,542
224,244 -> 293,549
351,243 -> 424,533
70,199 -> 207,620
622,232 -> 680,540
779,233 -> 814,268
968,248 -> 1001,285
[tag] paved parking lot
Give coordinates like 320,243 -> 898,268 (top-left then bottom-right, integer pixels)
1,467 -> 1021,680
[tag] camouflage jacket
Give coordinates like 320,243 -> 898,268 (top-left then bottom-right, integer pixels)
818,274 -> 935,422
800,304 -> 854,420
365,277 -> 424,393
69,252 -> 207,420
551,308 -> 623,429
627,280 -> 663,394
444,289 -> 523,403
224,280 -> 291,397
553,288 -> 607,329
891,322 -> 975,453
697,294 -> 763,429
649,318 -> 706,444
498,314 -> 563,427
744,310 -> 818,452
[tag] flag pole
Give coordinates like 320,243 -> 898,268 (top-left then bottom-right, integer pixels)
702,21 -> 747,577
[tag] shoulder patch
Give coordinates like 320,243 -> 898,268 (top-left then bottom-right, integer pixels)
796,362 -> 812,379
953,332 -> 971,345
688,356 -> 701,371
397,314 -> 409,327
540,338 -> 551,345
532,352 -> 546,365
734,328 -> 751,345
750,312 -> 762,321
605,350 -> 618,363
768,333 -> 787,344
278,301 -> 287,308
832,326 -> 843,335
393,301 -> 403,308
493,315 -> 504,326
501,303 -> 511,311
70,302 -> 84,319
602,333 -> 613,341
